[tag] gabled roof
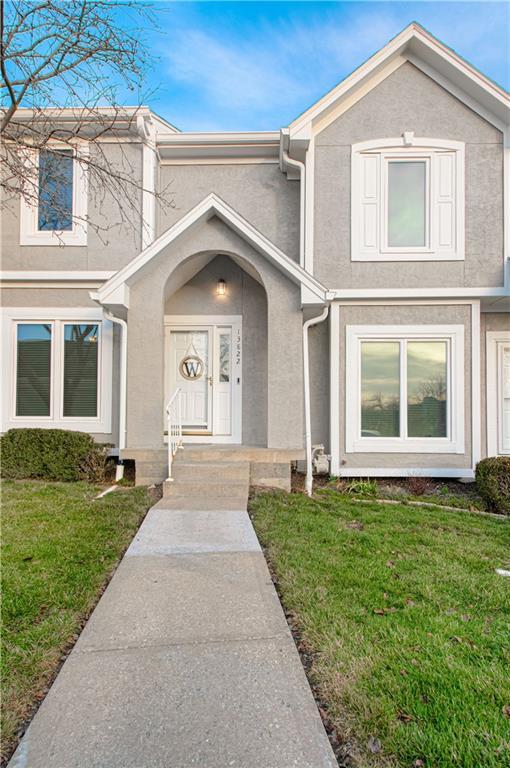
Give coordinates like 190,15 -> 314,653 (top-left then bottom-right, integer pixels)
288,22 -> 509,141
92,194 -> 329,307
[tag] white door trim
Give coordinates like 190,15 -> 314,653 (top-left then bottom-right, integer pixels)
486,330 -> 510,456
164,315 -> 242,444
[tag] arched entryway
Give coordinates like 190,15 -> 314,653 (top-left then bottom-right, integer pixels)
163,252 -> 268,445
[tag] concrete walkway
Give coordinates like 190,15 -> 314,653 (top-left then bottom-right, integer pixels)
9,493 -> 337,768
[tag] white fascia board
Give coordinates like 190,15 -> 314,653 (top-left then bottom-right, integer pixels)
157,132 -> 281,162
0,271 -> 116,281
329,286 -> 509,300
405,34 -> 509,126
289,29 -> 413,134
157,131 -> 280,145
96,193 -> 328,307
94,284 -> 130,309
288,23 -> 509,138
13,106 -> 151,121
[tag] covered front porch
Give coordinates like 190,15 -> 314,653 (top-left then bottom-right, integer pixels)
91,195 -> 329,489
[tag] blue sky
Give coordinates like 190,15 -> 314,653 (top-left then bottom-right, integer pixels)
130,1 -> 510,131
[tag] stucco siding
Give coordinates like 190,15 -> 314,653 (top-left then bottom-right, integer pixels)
125,216 -> 304,451
307,311 -> 330,449
157,163 -> 300,261
1,143 -> 143,272
336,302 -> 473,470
0,288 -> 99,307
314,62 -> 504,289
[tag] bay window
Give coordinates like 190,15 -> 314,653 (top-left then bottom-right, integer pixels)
346,325 -> 464,453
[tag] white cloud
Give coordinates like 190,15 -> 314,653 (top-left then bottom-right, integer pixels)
157,2 -> 508,130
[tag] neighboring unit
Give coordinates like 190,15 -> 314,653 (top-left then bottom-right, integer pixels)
1,24 -> 509,490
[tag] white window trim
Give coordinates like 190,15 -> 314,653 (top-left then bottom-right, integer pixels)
486,330 -> 510,456
1,308 -> 112,433
19,143 -> 88,246
345,324 -> 465,454
351,136 -> 465,262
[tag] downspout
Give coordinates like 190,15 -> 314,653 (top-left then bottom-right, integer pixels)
104,311 -> 127,482
137,114 -> 157,250
282,149 -> 305,268
303,305 -> 329,496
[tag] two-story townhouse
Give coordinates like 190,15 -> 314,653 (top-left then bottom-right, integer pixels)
1,23 -> 509,492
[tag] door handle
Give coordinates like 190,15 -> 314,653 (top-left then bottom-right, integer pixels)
208,375 -> 213,386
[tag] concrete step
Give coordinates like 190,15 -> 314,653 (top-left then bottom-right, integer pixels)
171,461 -> 249,482
164,479 -> 248,498
158,496 -> 249,511
135,461 -> 167,486
177,447 -> 302,463
122,449 -> 168,462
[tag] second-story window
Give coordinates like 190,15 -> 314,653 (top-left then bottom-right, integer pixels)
351,135 -> 464,262
38,149 -> 74,232
387,159 -> 427,248
20,143 -> 88,246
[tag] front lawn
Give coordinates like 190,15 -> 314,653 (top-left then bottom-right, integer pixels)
251,490 -> 510,768
1,480 -> 153,763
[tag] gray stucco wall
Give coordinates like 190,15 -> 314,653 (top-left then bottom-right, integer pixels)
0,287 -> 99,307
480,311 -> 510,458
314,62 -> 504,289
336,302 -> 473,470
306,310 -> 330,449
165,254 -> 268,446
157,163 -> 300,261
0,287 -> 119,444
1,143 -> 143,272
126,216 -> 304,451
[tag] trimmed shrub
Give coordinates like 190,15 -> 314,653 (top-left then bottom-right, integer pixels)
475,457 -> 510,515
0,428 -> 107,482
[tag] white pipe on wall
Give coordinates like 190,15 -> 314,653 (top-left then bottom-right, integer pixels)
104,311 -> 128,482
303,305 -> 329,496
282,149 -> 305,268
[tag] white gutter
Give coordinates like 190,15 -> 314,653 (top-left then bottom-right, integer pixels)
104,311 -> 127,481
303,305 -> 330,496
282,149 -> 305,268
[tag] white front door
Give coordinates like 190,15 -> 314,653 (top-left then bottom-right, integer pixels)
500,343 -> 510,453
486,332 -> 510,457
167,327 -> 212,432
165,316 -> 242,442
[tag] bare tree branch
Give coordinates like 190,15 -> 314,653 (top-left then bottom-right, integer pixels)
0,0 -> 173,243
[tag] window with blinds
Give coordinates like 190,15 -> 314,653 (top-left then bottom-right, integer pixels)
16,324 -> 52,416
63,324 -> 99,417
14,321 -> 101,421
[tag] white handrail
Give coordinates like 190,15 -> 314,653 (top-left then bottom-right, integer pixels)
165,388 -> 183,480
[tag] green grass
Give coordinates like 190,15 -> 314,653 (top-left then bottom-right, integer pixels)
1,480 -> 153,761
250,489 -> 510,768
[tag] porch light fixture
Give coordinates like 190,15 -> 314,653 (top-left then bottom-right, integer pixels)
216,278 -> 227,296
